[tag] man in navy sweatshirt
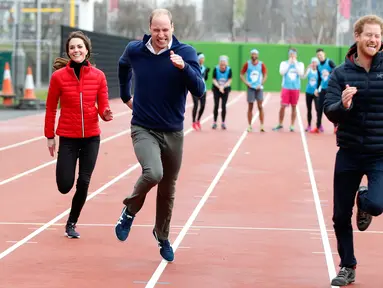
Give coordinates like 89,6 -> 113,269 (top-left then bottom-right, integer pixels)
114,8 -> 205,262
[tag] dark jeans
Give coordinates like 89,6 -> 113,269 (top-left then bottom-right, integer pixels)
123,125 -> 184,240
333,148 -> 383,267
192,92 -> 206,122
56,135 -> 100,224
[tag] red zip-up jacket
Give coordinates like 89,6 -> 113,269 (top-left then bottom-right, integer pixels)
44,60 -> 111,139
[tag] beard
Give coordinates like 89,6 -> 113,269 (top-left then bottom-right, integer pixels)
358,43 -> 379,59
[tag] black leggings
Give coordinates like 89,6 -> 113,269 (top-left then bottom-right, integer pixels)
192,92 -> 206,122
213,88 -> 229,122
305,92 -> 318,126
316,89 -> 326,128
56,135 -> 100,224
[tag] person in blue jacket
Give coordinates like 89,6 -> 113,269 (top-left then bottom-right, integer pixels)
302,57 -> 319,132
114,8 -> 205,263
312,48 -> 337,133
211,55 -> 232,130
192,52 -> 210,130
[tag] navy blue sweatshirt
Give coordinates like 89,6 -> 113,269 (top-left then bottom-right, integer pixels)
118,34 -> 205,132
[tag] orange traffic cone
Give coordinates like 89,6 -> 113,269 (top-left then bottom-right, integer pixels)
0,62 -> 16,106
18,66 -> 39,109
23,66 -> 36,100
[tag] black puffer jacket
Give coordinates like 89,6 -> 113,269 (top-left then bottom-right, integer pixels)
324,42 -> 383,154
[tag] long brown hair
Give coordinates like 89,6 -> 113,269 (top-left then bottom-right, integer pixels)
53,31 -> 93,71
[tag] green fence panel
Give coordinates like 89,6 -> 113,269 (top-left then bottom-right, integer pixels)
185,41 -> 350,93
185,42 -> 241,91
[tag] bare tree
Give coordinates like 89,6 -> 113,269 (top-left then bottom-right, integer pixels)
111,1 -> 152,39
165,3 -> 204,40
282,0 -> 337,44
243,0 -> 284,43
201,0 -> 234,41
112,0 -> 203,41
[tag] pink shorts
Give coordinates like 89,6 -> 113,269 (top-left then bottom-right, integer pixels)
281,88 -> 300,106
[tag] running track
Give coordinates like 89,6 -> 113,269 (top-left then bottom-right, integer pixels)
0,91 -> 381,287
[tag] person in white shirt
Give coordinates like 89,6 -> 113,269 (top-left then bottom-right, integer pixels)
272,47 -> 305,132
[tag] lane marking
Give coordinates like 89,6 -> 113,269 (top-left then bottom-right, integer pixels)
296,106 -> 338,287
0,110 -> 130,152
6,241 -> 37,244
144,93 -> 271,288
0,136 -> 45,152
0,93 -> 243,260
133,281 -> 170,285
0,96 -> 212,152
170,232 -> 199,235
0,98 -> 209,186
1,221 -> 383,234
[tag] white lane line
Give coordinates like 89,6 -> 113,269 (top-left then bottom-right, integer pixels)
0,97 -> 209,186
144,93 -> 270,288
296,106 -> 338,287
0,95 -> 211,152
0,93 -> 243,260
0,110 -> 130,152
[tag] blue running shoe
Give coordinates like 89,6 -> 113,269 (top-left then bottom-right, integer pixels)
115,206 -> 134,241
152,229 -> 174,262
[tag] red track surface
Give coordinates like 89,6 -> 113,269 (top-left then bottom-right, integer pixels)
297,97 -> 383,287
0,99 -> 125,147
0,91 -> 382,287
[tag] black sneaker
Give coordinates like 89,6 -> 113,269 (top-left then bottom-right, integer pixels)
356,186 -> 372,231
65,222 -> 80,239
331,267 -> 355,286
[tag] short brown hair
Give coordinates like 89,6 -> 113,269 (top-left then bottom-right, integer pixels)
149,8 -> 172,26
354,14 -> 383,35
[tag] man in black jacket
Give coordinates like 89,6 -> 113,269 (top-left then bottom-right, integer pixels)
324,15 -> 383,286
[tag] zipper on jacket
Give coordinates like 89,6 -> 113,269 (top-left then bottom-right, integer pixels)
361,71 -> 369,146
72,66 -> 85,138
80,91 -> 85,138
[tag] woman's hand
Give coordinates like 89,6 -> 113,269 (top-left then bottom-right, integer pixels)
47,138 -> 56,157
103,108 -> 113,121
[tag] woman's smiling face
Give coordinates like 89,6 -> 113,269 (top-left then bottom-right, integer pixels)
68,37 -> 88,63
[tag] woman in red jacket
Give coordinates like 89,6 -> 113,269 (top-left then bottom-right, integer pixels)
44,31 -> 113,239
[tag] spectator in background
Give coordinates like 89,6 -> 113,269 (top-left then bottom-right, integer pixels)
273,47 -> 304,132
312,48 -> 337,133
192,52 -> 210,130
211,55 -> 232,130
240,49 -> 268,132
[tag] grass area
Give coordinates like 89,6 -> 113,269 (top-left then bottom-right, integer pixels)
0,88 -> 47,106
35,88 -> 48,100
0,45 -> 12,51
